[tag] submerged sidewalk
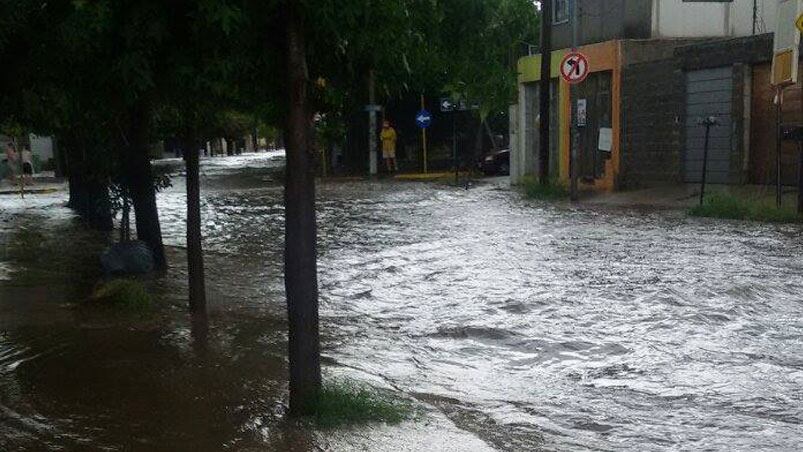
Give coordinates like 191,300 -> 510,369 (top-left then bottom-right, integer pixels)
0,179 -> 66,195
578,184 -> 798,210
0,172 -> 66,195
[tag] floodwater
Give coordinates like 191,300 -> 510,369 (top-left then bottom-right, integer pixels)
0,152 -> 801,451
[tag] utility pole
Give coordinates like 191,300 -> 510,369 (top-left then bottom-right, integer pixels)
453,113 -> 458,185
776,87 -> 783,208
799,84 -> 803,214
538,0 -> 553,185
752,0 -> 758,35
569,0 -> 579,201
368,69 -> 378,176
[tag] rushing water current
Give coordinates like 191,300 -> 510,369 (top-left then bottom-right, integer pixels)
0,152 -> 801,451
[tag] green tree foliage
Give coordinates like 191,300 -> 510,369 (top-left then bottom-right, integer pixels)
436,0 -> 539,118
1,0 -> 539,414
306,0 -> 538,119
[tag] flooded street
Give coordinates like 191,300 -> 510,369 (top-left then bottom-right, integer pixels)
1,153 -> 802,451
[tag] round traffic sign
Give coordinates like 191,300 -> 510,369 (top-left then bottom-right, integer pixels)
560,52 -> 589,85
416,109 -> 432,129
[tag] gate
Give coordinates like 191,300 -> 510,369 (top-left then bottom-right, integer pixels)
684,67 -> 733,183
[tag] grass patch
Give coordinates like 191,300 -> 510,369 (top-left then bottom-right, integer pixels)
302,380 -> 414,428
689,192 -> 803,223
89,279 -> 153,311
521,176 -> 568,200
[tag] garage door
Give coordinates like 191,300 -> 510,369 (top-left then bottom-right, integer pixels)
684,67 -> 733,183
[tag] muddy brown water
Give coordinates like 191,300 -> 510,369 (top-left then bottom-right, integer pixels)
0,153 -> 801,451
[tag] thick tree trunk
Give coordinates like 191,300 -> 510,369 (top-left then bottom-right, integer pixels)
284,0 -> 321,416
68,171 -> 113,230
126,103 -> 166,269
183,133 -> 206,312
85,177 -> 113,231
64,137 -> 113,231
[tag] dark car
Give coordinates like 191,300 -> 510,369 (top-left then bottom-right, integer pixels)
479,149 -> 510,176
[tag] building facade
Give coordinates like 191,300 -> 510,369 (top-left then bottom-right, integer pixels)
512,0 -> 790,190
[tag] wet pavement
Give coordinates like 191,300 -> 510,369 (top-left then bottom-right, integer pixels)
0,152 -> 801,451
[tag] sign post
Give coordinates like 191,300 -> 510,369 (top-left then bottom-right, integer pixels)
698,116 -> 719,206
561,47 -> 589,202
440,97 -> 478,186
771,0 -> 802,207
416,95 -> 432,174
367,71 -> 379,176
772,0 -> 800,86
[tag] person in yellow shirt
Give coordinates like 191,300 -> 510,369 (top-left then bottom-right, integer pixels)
380,120 -> 397,173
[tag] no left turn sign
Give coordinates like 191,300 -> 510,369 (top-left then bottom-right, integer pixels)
560,52 -> 589,85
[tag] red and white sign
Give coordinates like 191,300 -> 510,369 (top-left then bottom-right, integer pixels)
560,52 -> 589,85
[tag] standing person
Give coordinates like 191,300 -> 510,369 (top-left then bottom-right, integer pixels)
21,146 -> 34,183
380,120 -> 397,173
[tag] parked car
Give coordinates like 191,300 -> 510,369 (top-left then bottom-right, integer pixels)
479,149 -> 510,176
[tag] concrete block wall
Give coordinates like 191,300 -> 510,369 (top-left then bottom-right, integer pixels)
620,56 -> 685,188
619,34 -> 773,189
674,33 -> 772,70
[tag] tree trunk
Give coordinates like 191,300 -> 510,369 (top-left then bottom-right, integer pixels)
284,0 -> 321,416
126,103 -> 166,269
484,121 -> 499,153
473,117 -> 484,160
184,133 -> 206,312
86,177 -> 113,231
53,138 -> 66,178
64,137 -> 113,231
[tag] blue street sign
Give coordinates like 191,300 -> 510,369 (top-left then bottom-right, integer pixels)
416,109 -> 432,129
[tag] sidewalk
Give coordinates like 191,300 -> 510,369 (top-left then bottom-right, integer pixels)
579,184 -> 798,210
581,184 -> 699,209
0,173 -> 66,195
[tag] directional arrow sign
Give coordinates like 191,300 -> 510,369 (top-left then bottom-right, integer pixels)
416,109 -> 432,129
440,98 -> 455,112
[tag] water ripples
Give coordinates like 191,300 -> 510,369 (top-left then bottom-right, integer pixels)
1,153 -> 801,450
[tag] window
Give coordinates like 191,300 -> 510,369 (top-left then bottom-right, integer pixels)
553,0 -> 569,24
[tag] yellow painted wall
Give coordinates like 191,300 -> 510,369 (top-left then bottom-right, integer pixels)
518,40 -> 622,191
517,50 -> 568,178
517,50 -> 568,83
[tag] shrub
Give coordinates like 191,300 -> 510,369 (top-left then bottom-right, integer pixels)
689,192 -> 803,223
90,279 -> 153,310
301,380 -> 413,428
521,176 -> 568,200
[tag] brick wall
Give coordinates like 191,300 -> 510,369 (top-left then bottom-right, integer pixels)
619,34 -> 773,189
